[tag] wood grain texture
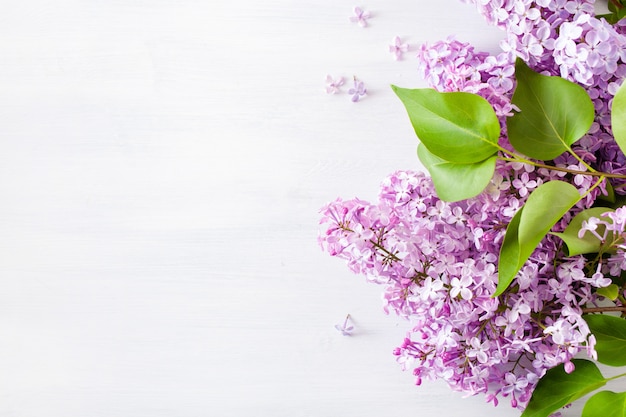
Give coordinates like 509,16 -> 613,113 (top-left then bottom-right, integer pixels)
0,0 -> 609,416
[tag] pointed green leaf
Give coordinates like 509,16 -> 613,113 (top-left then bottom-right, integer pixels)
611,81 -> 626,158
392,86 -> 500,163
495,181 -> 580,296
584,314 -> 626,366
507,59 -> 594,160
522,359 -> 606,417
417,144 -> 496,202
496,206 -> 524,296
583,391 -> 626,417
596,284 -> 620,301
551,207 -> 614,256
517,181 -> 581,243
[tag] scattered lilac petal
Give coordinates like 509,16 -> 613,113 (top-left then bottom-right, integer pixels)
348,77 -> 367,102
349,6 -> 370,28
325,74 -> 345,95
389,36 -> 409,60
335,314 -> 354,336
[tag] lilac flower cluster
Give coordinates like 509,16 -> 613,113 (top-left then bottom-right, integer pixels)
579,206 -> 626,277
421,0 -> 626,189
319,0 -> 626,410
319,167 -> 617,408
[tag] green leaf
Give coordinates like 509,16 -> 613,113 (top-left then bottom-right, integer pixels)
417,144 -> 496,202
551,207 -> 614,256
517,181 -> 581,245
596,284 -> 620,301
507,59 -> 595,160
583,391 -> 626,417
496,206 -> 524,296
392,86 -> 500,163
496,181 -> 580,295
584,314 -> 626,366
522,359 -> 606,417
611,80 -> 626,158
495,181 -> 580,296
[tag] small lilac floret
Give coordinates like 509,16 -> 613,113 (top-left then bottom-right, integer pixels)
349,6 -> 371,28
325,74 -> 345,95
389,36 -> 409,60
348,77 -> 367,102
335,314 -> 354,336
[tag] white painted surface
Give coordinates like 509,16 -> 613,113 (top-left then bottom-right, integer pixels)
0,1 -> 615,416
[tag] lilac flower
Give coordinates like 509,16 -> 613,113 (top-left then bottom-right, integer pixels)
544,319 -> 575,345
325,74 -> 344,95
590,270 -> 612,288
564,361 -> 575,374
512,172 -> 539,197
335,314 -> 354,336
320,0 -> 626,410
579,208 -> 626,287
501,373 -> 531,408
389,36 -> 409,60
467,337 -> 491,363
564,0 -> 594,16
604,206 -> 626,231
450,275 -> 473,300
487,64 -> 515,91
349,6 -> 370,28
320,169 -> 601,408
417,276 -> 445,302
578,216 -> 606,240
348,77 -> 367,102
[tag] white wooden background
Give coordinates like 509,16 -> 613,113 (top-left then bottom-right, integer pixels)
0,1 -> 617,416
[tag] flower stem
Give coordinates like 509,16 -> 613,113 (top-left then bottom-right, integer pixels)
498,156 -> 626,179
581,176 -> 605,200
370,239 -> 401,262
582,306 -> 626,313
339,224 -> 401,262
566,145 -> 596,173
606,371 -> 626,382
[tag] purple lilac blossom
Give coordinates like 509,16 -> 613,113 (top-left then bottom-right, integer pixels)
325,74 -> 345,95
389,36 -> 409,60
320,0 -> 626,410
319,169 -> 610,408
335,314 -> 355,336
348,78 -> 367,102
579,207 -> 626,285
349,6 -> 371,28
